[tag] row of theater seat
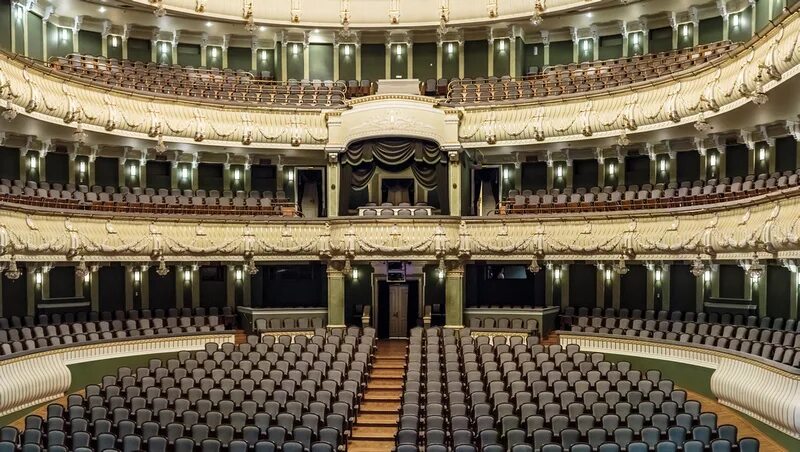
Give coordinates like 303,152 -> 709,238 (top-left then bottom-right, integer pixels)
565,312 -> 800,368
0,308 -> 235,359
396,328 -> 758,452
561,308 -> 799,332
500,170 -> 800,214
0,329 -> 373,452
446,42 -> 737,104
48,55 -> 348,108
254,317 -> 327,332
467,317 -> 540,335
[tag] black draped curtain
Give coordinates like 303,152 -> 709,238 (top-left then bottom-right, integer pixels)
339,138 -> 447,215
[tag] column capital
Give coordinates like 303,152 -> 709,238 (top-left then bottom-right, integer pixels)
540,30 -> 550,46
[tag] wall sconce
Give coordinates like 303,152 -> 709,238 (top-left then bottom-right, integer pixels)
60,28 -> 71,42
210,47 -> 218,58
128,163 -> 138,177
84,272 -> 91,283
498,39 -> 506,52
183,268 -> 192,282
111,36 -> 119,48
436,268 -> 445,281
758,147 -> 767,161
732,14 -> 740,28
703,269 -> 712,284
581,40 -> 590,53
180,166 -> 189,181
343,45 -> 352,57
260,50 -> 268,61
78,161 -> 87,174
395,44 -> 404,56
555,165 -> 564,178
351,267 -> 359,280
34,271 -> 43,285
286,169 -> 294,183
654,268 -> 662,283
681,25 -> 690,38
709,154 -> 718,167
291,43 -> 300,55
503,167 -> 511,180
604,268 -> 613,282
631,33 -> 640,45
553,267 -> 562,282
659,159 -> 667,173
607,162 -> 616,176
233,168 -> 241,181
235,268 -> 243,282
133,270 -> 141,283
751,272 -> 760,285
446,42 -> 455,54
28,155 -> 38,169
160,42 -> 170,54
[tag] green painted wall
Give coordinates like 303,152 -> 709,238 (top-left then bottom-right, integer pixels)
463,40 -> 487,78
514,37 -> 525,77
274,42 -> 282,81
127,38 -> 151,63
774,0 -> 786,17
677,24 -> 694,49
177,43 -> 201,67
628,32 -> 645,56
78,30 -> 101,57
577,39 -> 594,63
155,42 -> 172,65
286,43 -> 304,80
648,26 -> 673,53
256,48 -> 275,78
549,40 -> 574,65
309,43 -> 333,80
0,0 -> 10,51
698,16 -> 724,44
339,44 -> 356,81
493,39 -> 510,76
756,0 -> 771,30
523,43 -> 544,74
107,37 -> 123,60
46,23 -> 73,58
27,12 -> 42,60
389,44 -> 407,79
729,10 -> 753,42
206,46 -> 223,69
442,42 -> 459,79
413,42 -> 436,81
360,43 -> 385,82
13,4 -> 22,54
228,47 -> 252,72
598,35 -> 622,60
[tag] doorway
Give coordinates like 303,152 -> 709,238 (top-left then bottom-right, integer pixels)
377,281 -> 419,338
472,167 -> 501,216
296,168 -> 325,218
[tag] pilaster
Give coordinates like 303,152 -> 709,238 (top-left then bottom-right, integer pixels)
446,148 -> 461,216
326,150 -> 341,217
327,263 -> 346,328
445,263 -> 464,328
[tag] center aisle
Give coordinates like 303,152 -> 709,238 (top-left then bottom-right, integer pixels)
348,340 -> 407,452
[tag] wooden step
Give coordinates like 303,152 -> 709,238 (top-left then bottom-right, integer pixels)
347,440 -> 396,452
373,361 -> 406,370
360,401 -> 401,414
354,413 -> 398,426
371,368 -> 404,378
368,379 -> 404,390
364,389 -> 402,401
351,426 -> 397,440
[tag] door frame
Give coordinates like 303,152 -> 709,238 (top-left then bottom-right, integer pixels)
472,165 -> 503,216
293,167 -> 326,217
369,261 -> 426,338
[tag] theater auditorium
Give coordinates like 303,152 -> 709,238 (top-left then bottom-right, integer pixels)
0,0 -> 799,451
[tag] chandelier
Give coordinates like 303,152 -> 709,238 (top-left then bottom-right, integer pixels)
617,129 -> 630,146
531,0 -> 545,26
527,259 -> 541,274
245,256 -> 259,275
389,0 -> 400,24
438,0 -> 450,35
156,257 -> 170,276
742,253 -> 764,282
4,259 -> 21,280
340,0 -> 352,37
612,257 -> 629,275
151,0 -> 166,17
243,1 -> 256,33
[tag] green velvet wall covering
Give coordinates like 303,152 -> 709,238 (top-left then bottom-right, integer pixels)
766,265 -> 791,318
127,38 -> 151,63
677,24 -> 694,49
47,23 -> 73,58
412,42 -> 436,81
464,40 -> 488,78
549,40 -> 574,65
256,48 -> 275,78
107,37 -> 123,60
155,43 -> 172,65
339,44 -> 356,81
360,44 -> 385,82
78,30 -> 101,57
698,16 -> 724,44
27,12 -> 42,60
205,46 -> 223,69
287,43 -> 304,80
493,39 -> 510,76
0,0 -> 11,51
514,38 -> 525,76
228,47 -> 252,72
13,4 -> 23,54
729,11 -> 753,43
442,42 -> 459,79
577,39 -> 593,63
177,43 -> 201,67
756,0 -> 771,30
389,44 -> 407,79
523,43 -> 544,74
628,32 -> 645,56
309,43 -> 334,80
598,35 -> 622,60
0,147 -> 20,180
648,27 -> 673,53
775,136 -> 798,172
274,42 -> 283,81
